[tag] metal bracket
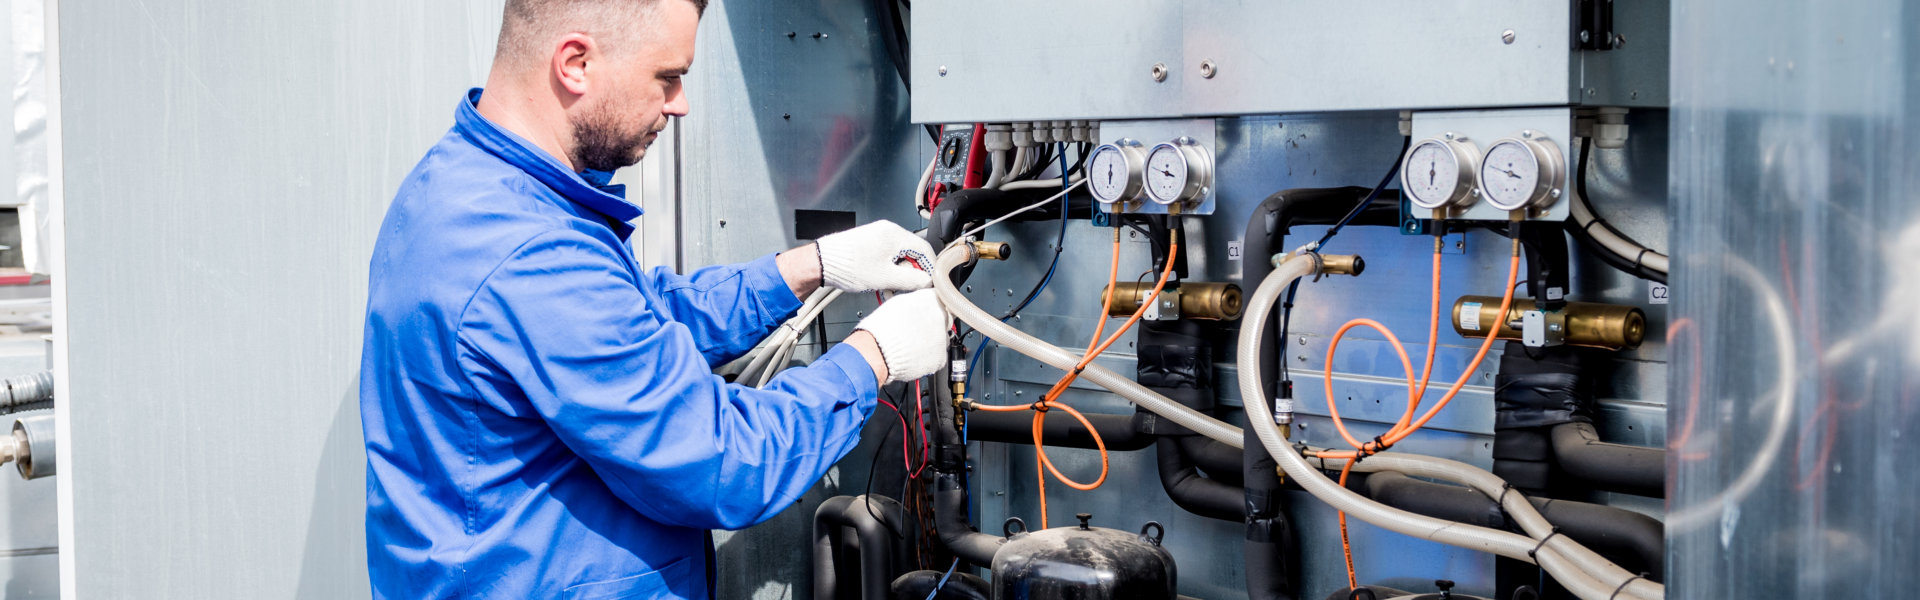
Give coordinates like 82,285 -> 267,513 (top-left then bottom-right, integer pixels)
1572,0 -> 1618,51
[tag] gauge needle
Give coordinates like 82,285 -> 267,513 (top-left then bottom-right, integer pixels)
1106,163 -> 1114,186
1155,168 -> 1176,178
1428,162 -> 1436,186
1492,166 -> 1523,180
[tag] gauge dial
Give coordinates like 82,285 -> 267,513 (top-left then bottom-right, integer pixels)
1143,138 -> 1212,206
1086,141 -> 1147,206
1401,136 -> 1478,210
1477,135 -> 1565,211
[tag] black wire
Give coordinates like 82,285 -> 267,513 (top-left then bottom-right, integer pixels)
1280,137 -> 1410,385
1000,144 -> 1075,320
1570,138 -> 1667,284
1317,136 -> 1412,249
865,385 -> 907,538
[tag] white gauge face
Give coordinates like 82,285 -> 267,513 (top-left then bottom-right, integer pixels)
1403,140 -> 1466,209
1479,140 -> 1543,210
1087,144 -> 1136,204
1144,144 -> 1191,205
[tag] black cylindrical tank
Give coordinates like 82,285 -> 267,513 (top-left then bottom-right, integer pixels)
990,513 -> 1176,600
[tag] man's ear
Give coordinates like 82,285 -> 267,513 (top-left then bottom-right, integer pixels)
551,33 -> 594,97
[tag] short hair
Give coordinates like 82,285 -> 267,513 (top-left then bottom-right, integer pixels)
495,0 -> 708,65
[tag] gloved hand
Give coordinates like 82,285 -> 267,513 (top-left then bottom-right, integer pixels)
815,220 -> 936,293
854,289 -> 950,383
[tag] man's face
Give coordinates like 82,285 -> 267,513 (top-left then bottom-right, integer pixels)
568,1 -> 697,173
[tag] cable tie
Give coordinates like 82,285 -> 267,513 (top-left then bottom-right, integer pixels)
1607,574 -> 1648,600
1029,401 -> 1050,413
1632,247 -> 1652,269
1495,484 -> 1517,514
1526,528 -> 1564,559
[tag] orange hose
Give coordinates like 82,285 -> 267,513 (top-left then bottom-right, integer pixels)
1338,458 -> 1359,590
1033,229 -> 1177,528
1316,238 -> 1519,461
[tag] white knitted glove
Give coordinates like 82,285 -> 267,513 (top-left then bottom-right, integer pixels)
854,289 -> 950,383
815,220 -> 935,293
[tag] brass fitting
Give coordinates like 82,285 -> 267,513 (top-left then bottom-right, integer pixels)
1102,282 -> 1243,320
1317,255 -> 1367,277
1274,253 -> 1366,277
970,240 -> 1012,261
1450,296 -> 1647,350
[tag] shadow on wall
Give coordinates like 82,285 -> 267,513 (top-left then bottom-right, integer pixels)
294,382 -> 370,599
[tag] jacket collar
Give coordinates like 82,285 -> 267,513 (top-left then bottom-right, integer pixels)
453,88 -> 643,229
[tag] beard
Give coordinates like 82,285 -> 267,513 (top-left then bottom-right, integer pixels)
569,104 -> 662,173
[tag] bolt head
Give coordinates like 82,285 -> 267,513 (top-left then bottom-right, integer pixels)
1199,60 -> 1217,79
1502,30 -> 1516,44
938,65 -> 948,76
1579,30 -> 1591,43
1150,62 -> 1168,82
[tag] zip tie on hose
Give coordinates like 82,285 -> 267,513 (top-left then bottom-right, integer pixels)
1496,484 -> 1518,515
1608,574 -> 1649,600
1029,401 -> 1050,413
1526,528 -> 1564,559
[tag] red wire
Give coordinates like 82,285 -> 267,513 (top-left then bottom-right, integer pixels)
875,397 -> 914,471
910,379 -> 931,479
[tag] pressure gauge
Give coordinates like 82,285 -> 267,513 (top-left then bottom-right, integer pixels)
1086,140 -> 1147,206
1401,135 -> 1479,210
1477,133 -> 1565,211
1143,138 -> 1213,207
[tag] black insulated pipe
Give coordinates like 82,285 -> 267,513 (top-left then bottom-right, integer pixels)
962,410 -> 1155,451
814,495 -> 907,600
931,471 -> 1003,566
1550,422 -> 1666,498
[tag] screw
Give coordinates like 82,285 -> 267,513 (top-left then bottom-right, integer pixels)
1502,30 -> 1516,44
1298,336 -> 1307,346
1444,131 -> 1457,141
812,32 -> 826,39
1150,62 -> 1168,82
938,65 -> 948,77
1007,289 -> 1014,297
1631,90 -> 1640,100
782,113 -> 791,120
1455,241 -> 1464,250
1613,34 -> 1627,48
718,219 -> 727,227
1522,130 -> 1534,139
1199,60 -> 1217,79
1579,30 -> 1590,44
965,285 -> 973,293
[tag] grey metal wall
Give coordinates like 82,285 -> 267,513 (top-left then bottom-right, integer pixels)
1668,1 -> 1920,597
55,1 -> 505,597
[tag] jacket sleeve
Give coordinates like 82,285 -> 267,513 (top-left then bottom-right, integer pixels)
458,231 -> 878,530
644,253 -> 803,367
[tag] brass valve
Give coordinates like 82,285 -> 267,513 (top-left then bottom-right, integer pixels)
1450,296 -> 1647,350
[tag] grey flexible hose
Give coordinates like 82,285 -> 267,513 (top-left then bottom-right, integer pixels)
934,241 -> 1662,599
0,371 -> 52,415
1234,256 -> 1662,600
931,246 -> 1246,447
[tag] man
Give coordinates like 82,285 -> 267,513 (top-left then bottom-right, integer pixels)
359,0 -> 950,597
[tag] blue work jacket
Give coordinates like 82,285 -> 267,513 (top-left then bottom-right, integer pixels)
360,89 -> 879,600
